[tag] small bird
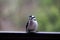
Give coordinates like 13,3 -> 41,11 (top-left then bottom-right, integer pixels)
26,15 -> 38,33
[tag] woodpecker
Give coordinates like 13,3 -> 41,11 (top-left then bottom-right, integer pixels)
26,15 -> 38,33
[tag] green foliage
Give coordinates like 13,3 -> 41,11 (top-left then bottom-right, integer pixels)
34,0 -> 60,32
38,0 -> 53,7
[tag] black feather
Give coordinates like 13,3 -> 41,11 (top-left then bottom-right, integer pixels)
26,21 -> 29,32
26,22 -> 28,28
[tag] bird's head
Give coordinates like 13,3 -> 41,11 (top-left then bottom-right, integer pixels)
29,15 -> 36,21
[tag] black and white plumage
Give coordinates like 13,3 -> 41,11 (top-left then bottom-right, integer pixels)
26,15 -> 38,33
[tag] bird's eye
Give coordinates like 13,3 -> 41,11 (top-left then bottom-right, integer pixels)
32,17 -> 35,18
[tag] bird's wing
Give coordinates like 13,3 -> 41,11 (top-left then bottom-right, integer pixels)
26,21 -> 29,29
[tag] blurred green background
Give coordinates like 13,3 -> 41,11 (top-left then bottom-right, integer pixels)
0,0 -> 60,31
35,0 -> 60,32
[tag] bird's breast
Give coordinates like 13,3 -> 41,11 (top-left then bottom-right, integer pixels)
28,21 -> 38,30
30,21 -> 33,26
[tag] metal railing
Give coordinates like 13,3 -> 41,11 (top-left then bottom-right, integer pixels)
0,31 -> 60,34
